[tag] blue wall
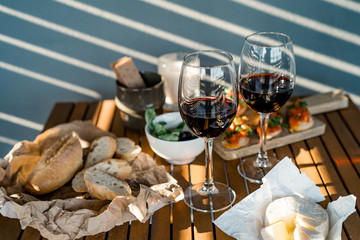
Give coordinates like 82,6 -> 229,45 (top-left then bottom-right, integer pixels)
1,0 -> 360,156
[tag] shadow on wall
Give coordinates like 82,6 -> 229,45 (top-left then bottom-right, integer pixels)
1,0 -> 360,156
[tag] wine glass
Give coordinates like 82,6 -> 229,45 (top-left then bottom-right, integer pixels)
237,32 -> 296,183
178,50 -> 237,212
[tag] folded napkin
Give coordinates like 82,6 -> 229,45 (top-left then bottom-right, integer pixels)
214,157 -> 356,240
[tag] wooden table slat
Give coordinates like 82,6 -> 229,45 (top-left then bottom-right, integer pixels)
128,220 -> 150,240
107,224 -> 129,240
225,159 -> 248,204
291,141 -> 330,205
212,153 -> 237,240
95,100 -> 116,131
105,103 -> 129,240
306,137 -> 350,199
340,97 -> 360,144
190,155 -> 214,240
172,164 -> 192,240
20,226 -> 41,240
68,102 -> 89,122
110,108 -> 125,138
150,205 -> 171,240
317,114 -> 360,210
141,131 -> 172,240
42,102 -> 74,131
0,216 -> 21,240
84,101 -> 102,123
123,124 -> 152,240
84,232 -> 106,240
326,111 -> 360,175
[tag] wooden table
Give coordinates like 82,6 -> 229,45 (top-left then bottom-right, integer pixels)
1,97 -> 359,240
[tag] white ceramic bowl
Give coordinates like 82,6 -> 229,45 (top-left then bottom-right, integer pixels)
145,112 -> 205,165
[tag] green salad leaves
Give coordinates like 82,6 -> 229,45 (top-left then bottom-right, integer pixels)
145,108 -> 185,141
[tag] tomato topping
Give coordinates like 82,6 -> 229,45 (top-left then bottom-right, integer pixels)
223,115 -> 253,144
287,98 -> 311,130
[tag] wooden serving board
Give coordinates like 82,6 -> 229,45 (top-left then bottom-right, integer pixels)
303,89 -> 348,115
213,89 -> 348,160
214,116 -> 326,160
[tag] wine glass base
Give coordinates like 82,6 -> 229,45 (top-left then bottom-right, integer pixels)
237,156 -> 279,184
183,182 -> 236,212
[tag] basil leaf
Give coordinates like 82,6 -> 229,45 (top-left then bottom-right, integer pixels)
145,108 -> 156,132
158,132 -> 180,141
145,108 -> 186,141
154,123 -> 167,136
299,101 -> 308,108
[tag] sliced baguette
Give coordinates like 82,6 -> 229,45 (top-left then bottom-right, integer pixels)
267,128 -> 282,139
84,171 -> 131,200
222,137 -> 250,149
85,136 -> 116,168
295,116 -> 314,131
115,137 -> 142,161
72,158 -> 132,193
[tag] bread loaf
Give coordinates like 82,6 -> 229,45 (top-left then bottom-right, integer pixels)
25,133 -> 83,195
111,57 -> 145,88
33,120 -> 115,152
84,171 -> 132,200
14,155 -> 41,186
115,137 -> 142,161
72,158 -> 132,193
5,140 -> 40,179
84,136 -> 116,168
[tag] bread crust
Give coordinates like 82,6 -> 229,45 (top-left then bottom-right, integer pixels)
222,137 -> 250,149
72,158 -> 131,193
293,116 -> 314,131
115,138 -> 142,161
25,133 -> 83,195
84,171 -> 131,200
84,136 -> 117,168
287,98 -> 314,132
111,57 -> 145,88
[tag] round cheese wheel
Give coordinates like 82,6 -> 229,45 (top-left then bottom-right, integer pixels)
264,196 -> 329,240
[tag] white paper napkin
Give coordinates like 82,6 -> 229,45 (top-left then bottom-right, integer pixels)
214,157 -> 356,240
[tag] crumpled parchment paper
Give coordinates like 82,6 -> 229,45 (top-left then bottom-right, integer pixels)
0,120 -> 184,240
214,157 -> 356,240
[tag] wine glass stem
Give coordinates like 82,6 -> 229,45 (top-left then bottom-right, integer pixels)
256,113 -> 270,167
200,138 -> 217,194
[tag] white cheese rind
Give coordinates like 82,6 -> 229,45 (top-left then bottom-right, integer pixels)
264,196 -> 329,240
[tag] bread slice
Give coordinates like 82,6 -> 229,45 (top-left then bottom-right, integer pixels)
84,171 -> 131,200
72,158 -> 132,193
222,137 -> 250,149
267,128 -> 282,139
289,116 -> 314,132
294,116 -> 314,131
111,56 -> 145,88
85,136 -> 117,168
256,126 -> 282,140
115,137 -> 142,161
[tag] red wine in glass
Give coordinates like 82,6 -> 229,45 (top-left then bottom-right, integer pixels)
240,73 -> 293,113
178,49 -> 237,212
237,32 -> 296,184
180,97 -> 237,138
